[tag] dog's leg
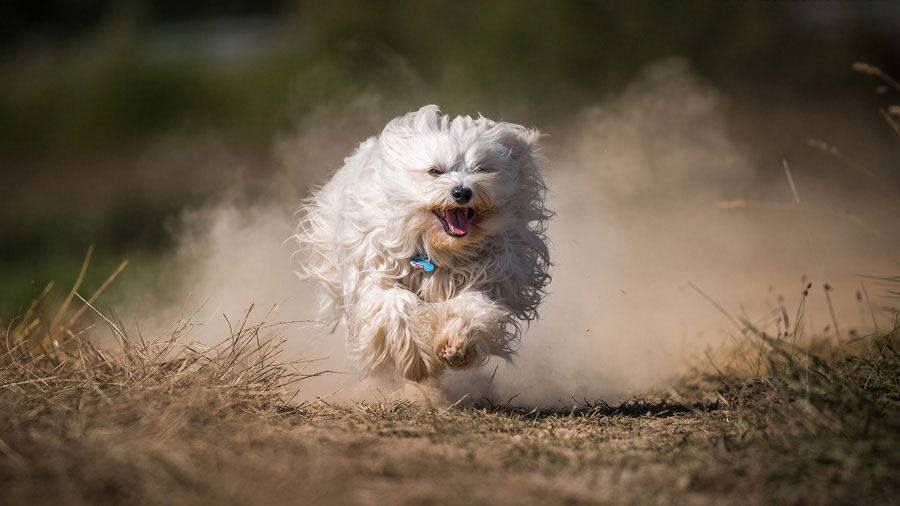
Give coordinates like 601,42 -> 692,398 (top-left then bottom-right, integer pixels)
429,291 -> 511,369
348,282 -> 442,382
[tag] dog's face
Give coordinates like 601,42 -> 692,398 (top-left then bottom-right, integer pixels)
377,105 -> 540,260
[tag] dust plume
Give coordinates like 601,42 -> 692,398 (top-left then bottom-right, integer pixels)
130,59 -> 899,407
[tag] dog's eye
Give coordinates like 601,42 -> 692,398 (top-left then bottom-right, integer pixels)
428,168 -> 443,177
471,166 -> 490,174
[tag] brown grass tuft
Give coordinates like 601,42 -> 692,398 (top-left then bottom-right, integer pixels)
0,256 -> 332,506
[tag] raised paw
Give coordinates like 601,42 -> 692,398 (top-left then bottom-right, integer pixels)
435,337 -> 476,369
419,292 -> 510,372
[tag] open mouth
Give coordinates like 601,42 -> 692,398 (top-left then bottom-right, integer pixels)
432,208 -> 475,237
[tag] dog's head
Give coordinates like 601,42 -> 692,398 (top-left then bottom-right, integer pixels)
376,105 -> 543,262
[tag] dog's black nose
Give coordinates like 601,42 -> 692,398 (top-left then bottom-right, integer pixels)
451,186 -> 473,204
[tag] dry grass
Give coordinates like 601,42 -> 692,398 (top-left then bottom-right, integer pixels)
1,255 -> 327,505
2,63 -> 899,504
2,259 -> 899,506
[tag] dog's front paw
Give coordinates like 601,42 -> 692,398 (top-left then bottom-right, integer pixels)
418,292 -> 512,372
434,322 -> 478,369
429,309 -> 505,370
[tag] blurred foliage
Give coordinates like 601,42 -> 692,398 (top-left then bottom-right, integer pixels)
1,0 -> 898,153
1,0 -> 899,317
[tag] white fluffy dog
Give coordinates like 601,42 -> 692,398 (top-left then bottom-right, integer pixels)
295,105 -> 551,382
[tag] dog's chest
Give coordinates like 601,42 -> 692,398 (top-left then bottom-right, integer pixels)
401,268 -> 476,303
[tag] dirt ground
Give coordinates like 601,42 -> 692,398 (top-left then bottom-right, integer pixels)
2,293 -> 898,506
2,356 -> 897,506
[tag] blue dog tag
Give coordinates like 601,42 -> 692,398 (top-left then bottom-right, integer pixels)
410,255 -> 435,272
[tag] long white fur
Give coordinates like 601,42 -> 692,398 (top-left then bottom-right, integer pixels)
294,105 -> 551,382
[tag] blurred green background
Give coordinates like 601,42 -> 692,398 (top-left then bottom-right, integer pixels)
2,0 -> 899,318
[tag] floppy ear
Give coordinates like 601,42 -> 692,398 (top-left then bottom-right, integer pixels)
497,124 -> 542,161
381,104 -> 445,138
411,104 -> 445,132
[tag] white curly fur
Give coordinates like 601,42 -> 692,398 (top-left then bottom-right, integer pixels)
294,105 -> 551,382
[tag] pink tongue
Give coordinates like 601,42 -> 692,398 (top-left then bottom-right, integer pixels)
444,208 -> 470,235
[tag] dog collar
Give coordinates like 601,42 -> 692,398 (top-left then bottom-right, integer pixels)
410,254 -> 435,272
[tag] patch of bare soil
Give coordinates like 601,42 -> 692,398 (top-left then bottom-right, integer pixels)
2,286 -> 898,506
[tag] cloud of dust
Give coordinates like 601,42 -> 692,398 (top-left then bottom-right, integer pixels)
127,100 -> 392,400
132,60 -> 900,407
